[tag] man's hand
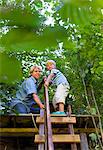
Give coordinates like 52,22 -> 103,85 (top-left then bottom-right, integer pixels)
33,93 -> 45,109
37,76 -> 47,91
39,103 -> 45,109
43,76 -> 47,82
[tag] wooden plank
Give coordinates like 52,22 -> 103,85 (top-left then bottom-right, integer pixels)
0,114 -> 99,128
0,113 -> 101,118
44,107 -> 48,150
0,128 -> 38,133
80,133 -> 89,150
35,134 -> 80,143
38,109 -> 44,150
0,127 -> 100,136
36,117 -> 76,124
44,86 -> 54,150
67,105 -> 77,150
0,128 -> 38,137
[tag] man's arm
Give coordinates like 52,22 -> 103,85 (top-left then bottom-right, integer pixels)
37,76 -> 47,92
33,93 -> 44,109
44,73 -> 54,86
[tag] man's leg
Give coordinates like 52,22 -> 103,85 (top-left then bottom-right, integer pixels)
13,103 -> 28,114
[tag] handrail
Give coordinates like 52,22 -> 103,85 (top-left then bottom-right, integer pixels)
44,86 -> 54,150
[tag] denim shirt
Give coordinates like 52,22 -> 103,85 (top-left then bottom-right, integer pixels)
10,76 -> 38,112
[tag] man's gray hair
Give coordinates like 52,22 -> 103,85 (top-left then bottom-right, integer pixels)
29,65 -> 42,74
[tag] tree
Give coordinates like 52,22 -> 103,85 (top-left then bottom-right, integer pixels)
0,1 -> 103,148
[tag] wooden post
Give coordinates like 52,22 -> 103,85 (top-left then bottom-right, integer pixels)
44,86 -> 54,150
80,133 -> 89,150
38,109 -> 44,150
44,103 -> 48,150
67,105 -> 77,150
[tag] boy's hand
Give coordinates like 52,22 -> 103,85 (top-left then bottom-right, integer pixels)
44,81 -> 49,87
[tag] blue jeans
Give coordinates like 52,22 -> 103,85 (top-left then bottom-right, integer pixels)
13,103 -> 28,114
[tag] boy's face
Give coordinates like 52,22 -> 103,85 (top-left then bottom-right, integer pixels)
46,64 -> 53,70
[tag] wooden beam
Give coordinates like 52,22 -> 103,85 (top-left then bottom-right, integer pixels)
0,114 -> 100,117
0,128 -> 100,137
36,117 -> 76,124
38,109 -> 44,150
35,134 -> 80,143
74,128 -> 100,133
0,114 -> 99,128
67,105 -> 77,150
0,128 -> 38,137
44,86 -> 54,150
80,133 -> 89,150
0,128 -> 38,133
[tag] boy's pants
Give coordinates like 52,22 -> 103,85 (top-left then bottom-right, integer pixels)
53,83 -> 69,109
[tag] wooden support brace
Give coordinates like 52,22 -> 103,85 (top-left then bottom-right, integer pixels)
44,86 -> 54,150
80,133 -> 89,150
38,109 -> 44,150
35,134 -> 80,143
67,105 -> 78,150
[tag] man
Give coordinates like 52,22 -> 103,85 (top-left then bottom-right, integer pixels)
10,65 -> 44,114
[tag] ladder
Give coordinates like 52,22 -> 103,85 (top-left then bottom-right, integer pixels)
35,86 -> 80,150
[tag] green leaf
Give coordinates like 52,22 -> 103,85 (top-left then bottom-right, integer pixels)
90,107 -> 97,115
1,26 -> 68,51
89,133 -> 97,142
0,52 -> 22,83
58,1 -> 102,25
99,61 -> 103,66
0,6 -> 43,28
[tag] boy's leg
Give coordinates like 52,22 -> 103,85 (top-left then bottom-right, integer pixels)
53,84 -> 69,112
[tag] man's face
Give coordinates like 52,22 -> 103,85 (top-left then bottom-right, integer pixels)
31,68 -> 42,79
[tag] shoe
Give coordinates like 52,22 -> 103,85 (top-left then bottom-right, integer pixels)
51,111 -> 66,115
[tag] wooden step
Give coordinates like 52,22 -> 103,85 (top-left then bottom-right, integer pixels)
35,134 -> 80,143
36,117 -> 76,124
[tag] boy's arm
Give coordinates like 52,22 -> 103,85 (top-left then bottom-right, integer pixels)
44,73 -> 54,86
33,93 -> 44,109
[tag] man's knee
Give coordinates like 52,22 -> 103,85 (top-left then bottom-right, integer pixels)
13,103 -> 28,114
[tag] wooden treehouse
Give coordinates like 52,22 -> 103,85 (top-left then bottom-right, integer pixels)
0,87 -> 102,150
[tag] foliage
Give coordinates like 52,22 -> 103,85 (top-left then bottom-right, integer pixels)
0,1 -> 103,148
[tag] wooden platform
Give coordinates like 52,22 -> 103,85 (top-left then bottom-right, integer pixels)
0,114 -> 99,128
35,134 -> 80,143
0,114 -> 100,137
36,116 -> 76,124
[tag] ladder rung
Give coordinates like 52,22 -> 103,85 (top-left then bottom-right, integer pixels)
36,117 -> 76,124
35,134 -> 80,143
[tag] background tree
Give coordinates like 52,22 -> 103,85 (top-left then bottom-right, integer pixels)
0,0 -> 103,148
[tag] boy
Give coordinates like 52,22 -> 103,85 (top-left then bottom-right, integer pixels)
44,60 -> 70,114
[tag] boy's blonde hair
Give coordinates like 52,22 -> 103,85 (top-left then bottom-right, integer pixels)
29,65 -> 42,74
46,60 -> 56,66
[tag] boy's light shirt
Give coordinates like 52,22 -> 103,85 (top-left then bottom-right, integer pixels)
50,68 -> 69,86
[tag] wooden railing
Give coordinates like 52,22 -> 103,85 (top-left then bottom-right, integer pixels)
44,86 -> 54,150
